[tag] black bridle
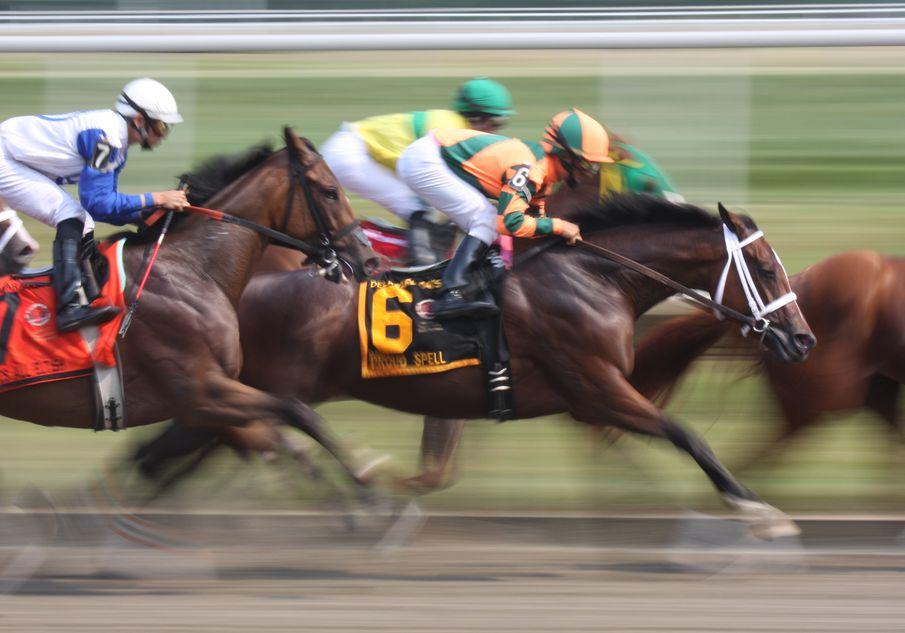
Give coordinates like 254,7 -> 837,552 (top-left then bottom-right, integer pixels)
281,145 -> 361,281
180,145 -> 362,282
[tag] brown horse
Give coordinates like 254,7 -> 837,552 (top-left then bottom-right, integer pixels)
136,193 -> 815,537
0,128 -> 380,487
0,202 -> 39,274
628,250 -> 905,471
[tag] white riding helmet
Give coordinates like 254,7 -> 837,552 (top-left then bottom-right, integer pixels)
115,78 -> 183,124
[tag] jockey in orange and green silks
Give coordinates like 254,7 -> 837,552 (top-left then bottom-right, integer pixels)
396,107 -> 613,320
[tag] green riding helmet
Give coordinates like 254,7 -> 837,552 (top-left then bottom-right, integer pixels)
453,77 -> 516,118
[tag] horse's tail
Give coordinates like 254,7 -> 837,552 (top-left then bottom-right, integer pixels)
631,309 -> 733,405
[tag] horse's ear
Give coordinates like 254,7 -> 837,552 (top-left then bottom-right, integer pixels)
717,202 -> 739,235
283,126 -> 318,164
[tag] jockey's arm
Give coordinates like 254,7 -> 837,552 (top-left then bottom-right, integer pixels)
495,163 -> 567,239
76,129 -> 152,225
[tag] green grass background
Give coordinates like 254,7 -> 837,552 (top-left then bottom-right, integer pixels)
0,49 -> 903,512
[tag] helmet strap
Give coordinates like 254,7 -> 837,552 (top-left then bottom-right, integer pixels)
119,91 -> 154,150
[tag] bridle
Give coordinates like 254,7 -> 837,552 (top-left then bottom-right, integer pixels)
517,218 -> 797,339
280,145 -> 362,281
711,224 -> 797,338
179,146 -> 363,282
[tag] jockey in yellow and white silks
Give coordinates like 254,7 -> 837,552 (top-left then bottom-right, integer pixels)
321,77 -> 515,265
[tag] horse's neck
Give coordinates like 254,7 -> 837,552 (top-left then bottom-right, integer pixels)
187,218 -> 267,303
152,192 -> 274,305
588,224 -> 725,316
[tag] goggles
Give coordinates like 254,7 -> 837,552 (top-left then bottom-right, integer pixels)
572,158 -> 601,175
149,119 -> 171,137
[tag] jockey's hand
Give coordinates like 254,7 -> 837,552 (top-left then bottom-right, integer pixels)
152,190 -> 188,211
559,220 -> 583,245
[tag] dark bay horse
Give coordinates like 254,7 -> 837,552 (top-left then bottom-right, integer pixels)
138,194 -> 815,537
629,250 -> 905,471
0,128 -> 380,486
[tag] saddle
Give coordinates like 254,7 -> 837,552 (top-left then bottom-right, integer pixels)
358,248 -> 515,420
0,239 -> 128,431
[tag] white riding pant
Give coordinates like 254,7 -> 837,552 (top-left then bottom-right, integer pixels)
0,139 -> 93,232
322,124 -> 423,222
396,134 -> 498,246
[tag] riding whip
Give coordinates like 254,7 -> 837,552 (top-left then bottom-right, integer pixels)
118,209 -> 175,338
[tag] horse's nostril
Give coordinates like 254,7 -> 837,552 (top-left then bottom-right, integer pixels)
794,333 -> 816,352
365,257 -> 380,276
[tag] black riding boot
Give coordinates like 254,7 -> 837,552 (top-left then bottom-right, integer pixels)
53,219 -> 120,333
407,211 -> 439,267
431,235 -> 499,320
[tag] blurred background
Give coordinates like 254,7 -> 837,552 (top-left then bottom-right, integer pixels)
1,2 -> 904,515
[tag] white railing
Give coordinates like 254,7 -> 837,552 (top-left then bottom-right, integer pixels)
2,4 -> 905,50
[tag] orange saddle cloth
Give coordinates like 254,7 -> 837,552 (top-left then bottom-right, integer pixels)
0,239 -> 127,392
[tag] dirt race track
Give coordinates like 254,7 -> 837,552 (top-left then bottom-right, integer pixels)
2,513 -> 905,632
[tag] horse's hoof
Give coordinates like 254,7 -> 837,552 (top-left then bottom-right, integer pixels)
722,494 -> 801,541
353,451 -> 394,486
749,516 -> 801,541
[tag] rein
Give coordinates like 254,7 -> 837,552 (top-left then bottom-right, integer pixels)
181,203 -> 359,259
120,141 -> 360,338
575,239 -> 768,332
516,220 -> 796,336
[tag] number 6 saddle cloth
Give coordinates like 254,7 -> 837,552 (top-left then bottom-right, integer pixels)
357,252 -> 515,420
0,239 -> 128,428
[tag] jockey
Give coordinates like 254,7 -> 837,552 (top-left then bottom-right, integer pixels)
321,77 -> 515,265
0,77 -> 188,333
601,141 -> 685,203
397,107 -> 613,319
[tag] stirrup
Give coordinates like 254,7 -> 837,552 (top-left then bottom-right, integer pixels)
432,291 -> 499,320
56,304 -> 121,333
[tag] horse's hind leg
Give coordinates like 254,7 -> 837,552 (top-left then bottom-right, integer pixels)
568,365 -> 798,538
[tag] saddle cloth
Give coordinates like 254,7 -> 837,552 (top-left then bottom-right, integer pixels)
357,254 -> 515,420
0,239 -> 126,393
358,261 -> 482,379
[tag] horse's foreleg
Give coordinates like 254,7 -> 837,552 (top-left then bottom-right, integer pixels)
568,364 -> 798,539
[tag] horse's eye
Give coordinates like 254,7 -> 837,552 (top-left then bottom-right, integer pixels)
324,188 -> 339,201
758,267 -> 777,281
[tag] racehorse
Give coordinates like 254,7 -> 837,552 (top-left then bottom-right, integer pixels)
629,250 -> 905,471
0,201 -> 39,274
135,193 -> 815,537
0,128 -> 381,487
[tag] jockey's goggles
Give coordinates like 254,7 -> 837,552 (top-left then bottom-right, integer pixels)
465,113 -> 509,130
572,158 -> 601,175
149,119 -> 171,137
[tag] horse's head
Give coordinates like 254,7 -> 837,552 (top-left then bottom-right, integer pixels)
714,203 -> 815,362
0,207 -> 37,275
282,127 -> 379,282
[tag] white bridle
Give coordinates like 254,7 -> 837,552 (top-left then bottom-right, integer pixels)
0,207 -> 34,258
712,224 -> 797,335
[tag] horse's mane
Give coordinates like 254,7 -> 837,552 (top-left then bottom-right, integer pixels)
109,142 -> 277,245
570,192 -> 752,233
181,142 -> 276,206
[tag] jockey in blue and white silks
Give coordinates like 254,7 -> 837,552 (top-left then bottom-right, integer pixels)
0,78 -> 188,332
